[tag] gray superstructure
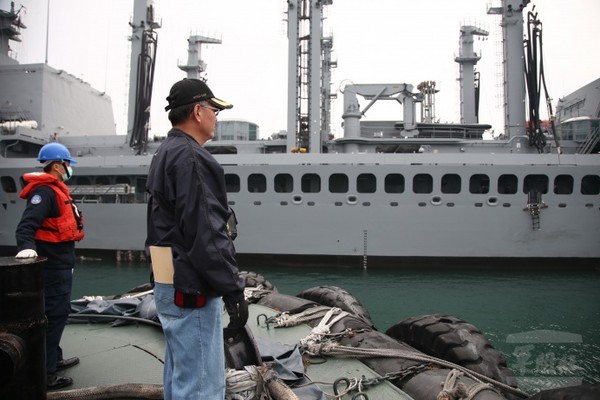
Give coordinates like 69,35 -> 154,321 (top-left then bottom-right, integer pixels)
1,0 -> 598,268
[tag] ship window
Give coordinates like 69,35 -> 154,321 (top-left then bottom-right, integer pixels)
225,174 -> 240,193
385,174 -> 404,193
413,174 -> 433,194
329,173 -> 348,193
116,176 -> 131,185
441,174 -> 461,194
357,173 -> 376,193
1,176 -> 17,193
73,176 -> 92,185
135,178 -> 147,201
469,174 -> 489,194
554,175 -> 573,194
301,173 -> 321,193
274,173 -> 293,193
523,175 -> 548,194
498,174 -> 517,194
248,174 -> 266,193
581,175 -> 600,195
96,176 -> 110,185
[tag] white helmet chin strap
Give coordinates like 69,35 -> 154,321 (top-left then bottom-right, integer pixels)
61,161 -> 72,179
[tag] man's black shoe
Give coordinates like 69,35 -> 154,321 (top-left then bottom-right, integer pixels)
56,357 -> 79,371
47,374 -> 73,390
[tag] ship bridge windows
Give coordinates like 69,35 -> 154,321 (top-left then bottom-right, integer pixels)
523,175 -> 548,194
329,173 -> 348,193
581,175 -> 600,195
357,173 -> 376,193
302,174 -> 321,193
554,175 -> 574,194
384,174 -> 404,193
413,174 -> 433,194
248,174 -> 267,193
469,174 -> 489,194
225,174 -> 240,193
498,174 -> 518,194
275,173 -> 293,193
441,174 -> 461,194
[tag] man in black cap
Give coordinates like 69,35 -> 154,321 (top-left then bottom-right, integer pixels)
146,78 -> 247,399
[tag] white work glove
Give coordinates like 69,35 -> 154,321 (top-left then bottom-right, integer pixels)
16,249 -> 38,259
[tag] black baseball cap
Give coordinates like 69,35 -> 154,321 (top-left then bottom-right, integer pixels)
165,78 -> 233,111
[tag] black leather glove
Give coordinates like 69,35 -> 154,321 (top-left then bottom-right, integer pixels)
224,296 -> 249,331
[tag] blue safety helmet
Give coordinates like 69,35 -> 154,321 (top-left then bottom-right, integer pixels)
37,143 -> 77,164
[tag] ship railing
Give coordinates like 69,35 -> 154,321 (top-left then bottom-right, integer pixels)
69,184 -> 136,204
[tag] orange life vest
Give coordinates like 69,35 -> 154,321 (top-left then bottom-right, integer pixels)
20,172 -> 85,243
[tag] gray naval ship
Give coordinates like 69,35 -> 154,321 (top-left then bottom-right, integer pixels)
1,0 -> 599,268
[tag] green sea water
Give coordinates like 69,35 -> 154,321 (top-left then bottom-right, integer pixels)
72,260 -> 600,394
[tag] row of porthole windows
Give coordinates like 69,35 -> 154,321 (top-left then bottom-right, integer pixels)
225,173 -> 600,195
3,173 -> 600,196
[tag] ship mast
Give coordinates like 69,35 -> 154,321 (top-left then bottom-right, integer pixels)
488,0 -> 529,139
285,0 -> 334,153
126,0 -> 160,154
177,35 -> 222,80
455,25 -> 489,124
0,1 -> 25,65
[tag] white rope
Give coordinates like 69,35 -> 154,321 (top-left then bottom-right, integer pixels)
437,369 -> 468,400
464,382 -> 498,400
299,307 -> 349,348
268,306 -> 333,328
244,285 -> 272,302
225,366 -> 272,400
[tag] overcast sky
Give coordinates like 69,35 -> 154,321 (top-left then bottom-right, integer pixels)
8,0 -> 600,139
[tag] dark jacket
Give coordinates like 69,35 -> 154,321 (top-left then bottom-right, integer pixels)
146,128 -> 244,300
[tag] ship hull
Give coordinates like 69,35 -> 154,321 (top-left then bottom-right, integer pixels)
2,152 -> 599,268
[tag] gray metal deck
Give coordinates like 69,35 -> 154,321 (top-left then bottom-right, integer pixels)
55,303 -> 412,399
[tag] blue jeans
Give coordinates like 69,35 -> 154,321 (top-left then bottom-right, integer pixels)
154,283 -> 225,399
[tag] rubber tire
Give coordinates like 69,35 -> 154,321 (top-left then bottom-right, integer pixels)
386,314 -> 517,389
239,271 -> 278,292
296,285 -> 375,329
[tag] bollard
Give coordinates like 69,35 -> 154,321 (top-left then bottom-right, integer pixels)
0,256 -> 47,400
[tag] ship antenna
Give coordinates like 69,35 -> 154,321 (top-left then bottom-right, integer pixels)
45,1 -> 50,64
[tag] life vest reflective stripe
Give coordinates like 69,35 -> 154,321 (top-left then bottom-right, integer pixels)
20,172 -> 85,243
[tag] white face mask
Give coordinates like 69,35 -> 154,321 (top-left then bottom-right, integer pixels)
61,164 -> 73,182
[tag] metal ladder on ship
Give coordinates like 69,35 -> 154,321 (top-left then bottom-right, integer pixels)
524,190 -> 547,230
576,127 -> 600,154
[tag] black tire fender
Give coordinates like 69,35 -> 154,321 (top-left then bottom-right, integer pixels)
239,271 -> 278,292
386,314 -> 517,389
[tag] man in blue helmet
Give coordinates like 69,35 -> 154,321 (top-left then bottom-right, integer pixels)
15,142 -> 85,390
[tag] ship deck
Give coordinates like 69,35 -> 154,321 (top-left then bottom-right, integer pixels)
52,304 -> 412,399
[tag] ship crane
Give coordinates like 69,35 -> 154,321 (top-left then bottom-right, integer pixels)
342,83 -> 422,152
